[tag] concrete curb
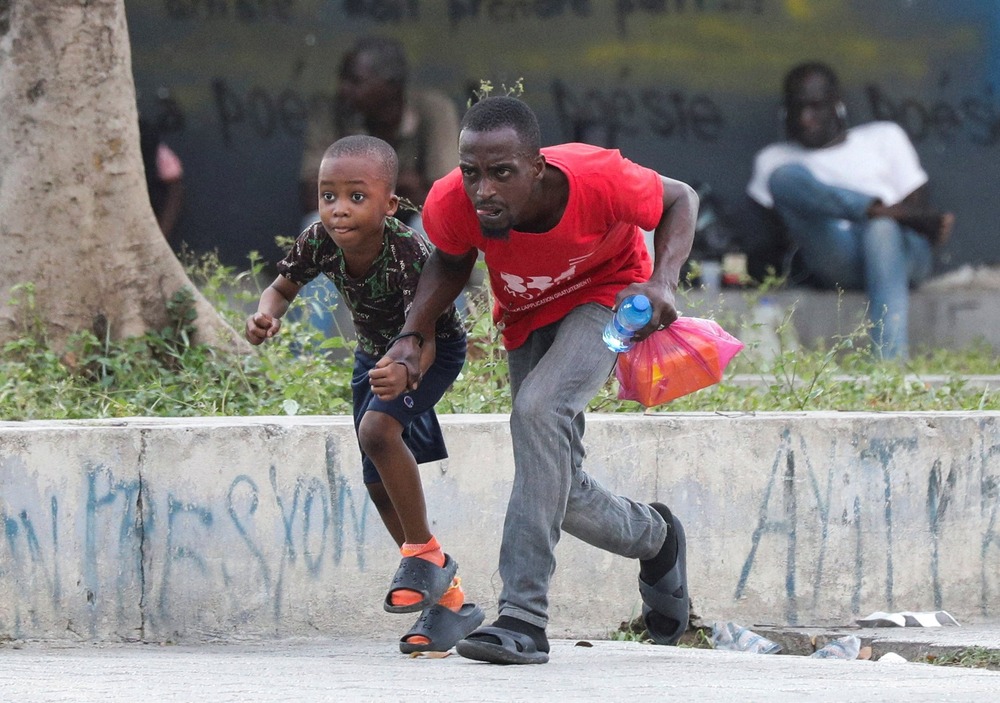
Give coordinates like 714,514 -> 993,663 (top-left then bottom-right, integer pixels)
3,412 -> 1000,643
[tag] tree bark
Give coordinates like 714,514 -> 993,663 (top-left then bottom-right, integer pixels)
0,0 -> 247,352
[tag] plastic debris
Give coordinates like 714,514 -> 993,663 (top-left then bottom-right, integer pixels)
810,635 -> 861,659
711,622 -> 782,654
856,611 -> 960,628
878,652 -> 909,664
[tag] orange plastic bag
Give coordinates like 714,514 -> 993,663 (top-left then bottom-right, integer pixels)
615,317 -> 744,407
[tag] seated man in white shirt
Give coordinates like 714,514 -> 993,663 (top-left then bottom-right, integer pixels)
746,61 -> 953,360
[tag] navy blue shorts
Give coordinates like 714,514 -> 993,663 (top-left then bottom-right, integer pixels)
351,335 -> 467,484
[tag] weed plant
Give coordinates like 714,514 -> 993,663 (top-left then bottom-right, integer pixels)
1,252 -> 998,420
922,646 -> 1000,670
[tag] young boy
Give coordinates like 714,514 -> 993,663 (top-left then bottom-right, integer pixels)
245,135 -> 482,653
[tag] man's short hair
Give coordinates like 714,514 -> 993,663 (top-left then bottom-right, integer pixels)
343,35 -> 408,86
782,61 -> 841,104
323,135 -> 398,190
461,96 -> 541,153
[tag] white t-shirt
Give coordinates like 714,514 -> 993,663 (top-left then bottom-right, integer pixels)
746,121 -> 927,209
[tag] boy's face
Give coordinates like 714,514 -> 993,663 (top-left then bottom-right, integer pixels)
317,155 -> 398,252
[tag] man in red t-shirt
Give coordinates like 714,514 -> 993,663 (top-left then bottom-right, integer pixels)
374,96 -> 698,665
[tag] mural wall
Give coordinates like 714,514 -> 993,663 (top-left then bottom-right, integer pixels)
127,1 -> 1000,272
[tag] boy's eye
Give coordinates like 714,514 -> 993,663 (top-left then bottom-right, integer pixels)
321,192 -> 334,202
351,193 -> 365,203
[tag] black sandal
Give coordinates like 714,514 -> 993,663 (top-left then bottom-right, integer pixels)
399,603 -> 485,654
383,553 -> 458,614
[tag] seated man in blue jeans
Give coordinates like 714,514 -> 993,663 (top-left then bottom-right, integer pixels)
746,61 -> 954,360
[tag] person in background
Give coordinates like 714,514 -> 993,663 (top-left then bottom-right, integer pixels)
746,61 -> 954,360
139,117 -> 184,244
248,135 -> 483,655
378,96 -> 698,665
298,35 -> 460,232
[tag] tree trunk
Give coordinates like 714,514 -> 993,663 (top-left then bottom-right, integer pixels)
0,0 -> 247,352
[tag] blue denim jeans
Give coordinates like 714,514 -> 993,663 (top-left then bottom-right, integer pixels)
768,163 -> 932,359
499,302 -> 668,629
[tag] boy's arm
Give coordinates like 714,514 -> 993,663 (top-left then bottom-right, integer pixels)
621,175 -> 699,342
245,275 -> 302,345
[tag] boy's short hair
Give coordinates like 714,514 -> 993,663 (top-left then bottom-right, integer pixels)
461,96 -> 541,154
323,135 -> 398,190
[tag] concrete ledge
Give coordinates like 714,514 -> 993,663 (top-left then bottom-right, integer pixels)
727,374 -> 1000,390
682,288 -> 1000,352
2,413 -> 999,642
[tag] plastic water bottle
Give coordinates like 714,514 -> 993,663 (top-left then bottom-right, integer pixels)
742,295 -> 798,363
810,635 -> 861,659
711,621 -> 782,654
751,296 -> 783,359
603,294 -> 653,352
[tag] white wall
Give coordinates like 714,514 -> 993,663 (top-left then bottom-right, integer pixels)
2,412 -> 998,642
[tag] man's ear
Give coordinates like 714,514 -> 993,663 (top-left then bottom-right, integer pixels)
534,154 -> 546,181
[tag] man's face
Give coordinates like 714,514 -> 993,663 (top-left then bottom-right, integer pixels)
337,51 -> 393,116
785,72 -> 843,149
458,127 -> 542,239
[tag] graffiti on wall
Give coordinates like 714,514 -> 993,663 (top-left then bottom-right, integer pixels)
866,78 -> 1000,146
0,435 -> 372,639
155,0 -> 768,33
3,420 -> 1000,638
734,423 -> 1000,625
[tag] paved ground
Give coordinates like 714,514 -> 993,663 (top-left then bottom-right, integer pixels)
2,627 -> 999,703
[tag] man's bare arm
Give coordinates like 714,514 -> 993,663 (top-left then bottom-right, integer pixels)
381,248 -> 478,392
623,176 -> 699,341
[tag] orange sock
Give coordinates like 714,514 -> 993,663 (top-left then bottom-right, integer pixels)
437,576 -> 466,612
404,577 -> 466,646
389,536 -> 445,608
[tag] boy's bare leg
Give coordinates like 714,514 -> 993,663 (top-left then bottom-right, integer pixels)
365,482 -> 404,547
359,411 -> 478,648
358,411 -> 432,545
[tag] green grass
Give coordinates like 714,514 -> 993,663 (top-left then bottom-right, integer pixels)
1,250 -> 998,420
921,646 -> 1000,670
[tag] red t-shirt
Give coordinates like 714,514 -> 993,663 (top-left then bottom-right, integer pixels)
423,143 -> 664,349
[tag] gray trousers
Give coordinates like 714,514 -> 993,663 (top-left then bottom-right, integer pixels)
499,302 -> 669,628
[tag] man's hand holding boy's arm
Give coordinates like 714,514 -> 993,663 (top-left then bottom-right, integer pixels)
374,331 -> 437,399
245,276 -> 301,346
376,249 -> 476,400
369,336 -> 437,400
369,356 -> 410,400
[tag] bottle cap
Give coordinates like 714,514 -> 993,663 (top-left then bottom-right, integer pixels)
632,295 -> 651,311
